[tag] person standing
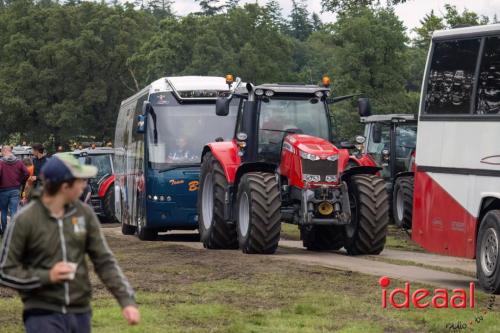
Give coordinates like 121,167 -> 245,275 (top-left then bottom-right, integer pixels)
31,143 -> 47,190
0,146 -> 29,234
0,153 -> 140,332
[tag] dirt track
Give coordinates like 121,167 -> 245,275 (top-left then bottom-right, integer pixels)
102,227 -> 478,291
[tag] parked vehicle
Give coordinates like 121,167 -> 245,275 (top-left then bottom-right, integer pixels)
114,76 -> 242,240
355,114 -> 417,229
198,78 -> 390,254
75,147 -> 116,222
412,24 -> 500,293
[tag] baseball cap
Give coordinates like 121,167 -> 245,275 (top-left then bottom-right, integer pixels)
41,153 -> 97,183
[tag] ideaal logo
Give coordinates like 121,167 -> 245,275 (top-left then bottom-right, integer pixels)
379,276 -> 475,309
379,276 -> 496,331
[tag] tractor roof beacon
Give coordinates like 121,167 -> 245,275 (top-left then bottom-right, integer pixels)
198,78 -> 391,255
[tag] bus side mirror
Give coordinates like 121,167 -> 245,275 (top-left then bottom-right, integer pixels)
136,114 -> 145,134
372,123 -> 382,144
216,97 -> 230,116
358,98 -> 372,117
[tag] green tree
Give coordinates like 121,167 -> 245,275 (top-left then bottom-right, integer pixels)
288,0 -> 313,41
321,0 -> 407,13
195,0 -> 224,15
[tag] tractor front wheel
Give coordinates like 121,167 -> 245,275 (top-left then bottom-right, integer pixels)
198,153 -> 238,249
345,174 -> 389,255
393,176 -> 414,229
236,172 -> 281,254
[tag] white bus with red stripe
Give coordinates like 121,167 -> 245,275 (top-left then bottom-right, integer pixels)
413,24 -> 500,293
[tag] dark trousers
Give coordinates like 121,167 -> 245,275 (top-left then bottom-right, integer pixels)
0,189 -> 20,233
24,311 -> 91,333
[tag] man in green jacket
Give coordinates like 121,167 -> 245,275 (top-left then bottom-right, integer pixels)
0,153 -> 140,332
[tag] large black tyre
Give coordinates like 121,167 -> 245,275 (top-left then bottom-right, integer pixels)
476,210 -> 500,294
121,222 -> 136,235
345,174 -> 389,255
103,186 -> 118,223
392,176 -> 414,230
198,153 -> 238,249
301,225 -> 344,251
137,218 -> 157,241
236,172 -> 281,254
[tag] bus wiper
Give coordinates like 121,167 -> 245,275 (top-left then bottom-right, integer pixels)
149,107 -> 158,144
158,164 -> 200,173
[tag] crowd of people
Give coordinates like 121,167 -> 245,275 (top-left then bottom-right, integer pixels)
0,143 -> 47,235
0,144 -> 140,332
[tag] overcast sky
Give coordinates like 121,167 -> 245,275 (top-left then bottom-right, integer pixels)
171,0 -> 500,32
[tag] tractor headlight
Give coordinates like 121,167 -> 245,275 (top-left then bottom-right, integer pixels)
255,89 -> 264,96
327,154 -> 339,162
303,174 -> 321,183
265,90 -> 274,97
325,175 -> 338,183
236,132 -> 247,141
300,151 -> 320,161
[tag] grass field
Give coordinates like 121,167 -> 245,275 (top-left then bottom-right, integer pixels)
0,231 -> 499,333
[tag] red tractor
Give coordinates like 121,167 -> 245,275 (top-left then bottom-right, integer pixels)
198,80 -> 390,254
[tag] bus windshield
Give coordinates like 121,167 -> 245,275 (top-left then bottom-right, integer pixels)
147,104 -> 236,169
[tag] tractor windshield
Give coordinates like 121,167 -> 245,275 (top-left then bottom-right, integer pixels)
257,97 -> 330,161
147,104 -> 237,169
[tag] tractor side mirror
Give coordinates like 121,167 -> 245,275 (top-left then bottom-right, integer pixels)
357,98 -> 372,117
216,97 -> 230,116
372,123 -> 382,144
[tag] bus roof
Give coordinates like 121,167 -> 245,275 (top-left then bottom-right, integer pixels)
121,76 -> 241,106
432,23 -> 500,41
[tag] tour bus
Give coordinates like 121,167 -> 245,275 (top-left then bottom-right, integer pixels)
114,76 -> 240,240
413,24 -> 500,293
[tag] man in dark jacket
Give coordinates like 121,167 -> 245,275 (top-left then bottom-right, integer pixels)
30,143 -> 47,189
0,153 -> 140,332
0,146 -> 29,234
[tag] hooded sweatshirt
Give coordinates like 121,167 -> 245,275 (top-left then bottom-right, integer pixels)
0,155 -> 29,191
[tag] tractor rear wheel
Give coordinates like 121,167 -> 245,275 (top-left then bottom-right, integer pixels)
476,210 -> 500,294
345,174 -> 389,255
301,225 -> 344,251
393,176 -> 414,230
236,172 -> 281,254
103,186 -> 118,223
198,153 -> 238,249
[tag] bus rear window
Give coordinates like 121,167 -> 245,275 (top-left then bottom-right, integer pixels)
425,38 -> 481,115
476,36 -> 500,115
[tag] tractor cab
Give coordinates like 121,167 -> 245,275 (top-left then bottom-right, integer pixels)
199,78 -> 389,255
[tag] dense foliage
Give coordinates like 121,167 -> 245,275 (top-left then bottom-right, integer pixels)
0,0 -> 491,148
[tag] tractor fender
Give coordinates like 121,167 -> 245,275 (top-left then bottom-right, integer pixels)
233,162 -> 276,194
341,166 -> 381,182
202,141 -> 241,184
348,154 -> 377,168
98,174 -> 115,198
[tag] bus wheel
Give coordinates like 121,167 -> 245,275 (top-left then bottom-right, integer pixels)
137,217 -> 157,241
198,152 -> 238,249
393,176 -> 413,230
477,210 -> 500,294
121,222 -> 136,235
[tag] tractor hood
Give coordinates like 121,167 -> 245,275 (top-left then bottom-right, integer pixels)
285,134 -> 339,158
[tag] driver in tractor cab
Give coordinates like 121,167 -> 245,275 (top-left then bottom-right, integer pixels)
167,137 -> 198,163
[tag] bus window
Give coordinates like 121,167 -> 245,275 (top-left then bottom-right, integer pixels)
425,38 -> 481,115
476,36 -> 500,115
